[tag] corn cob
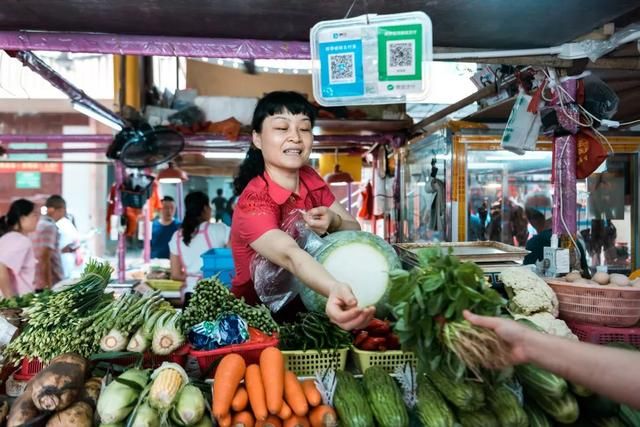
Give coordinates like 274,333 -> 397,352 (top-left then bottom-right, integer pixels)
148,363 -> 188,410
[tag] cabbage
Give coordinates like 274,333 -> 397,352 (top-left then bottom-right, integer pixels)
299,231 -> 401,316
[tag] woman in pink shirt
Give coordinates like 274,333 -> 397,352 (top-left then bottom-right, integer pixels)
0,199 -> 39,297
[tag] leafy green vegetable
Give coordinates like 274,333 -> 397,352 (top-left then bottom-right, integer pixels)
389,248 -> 508,377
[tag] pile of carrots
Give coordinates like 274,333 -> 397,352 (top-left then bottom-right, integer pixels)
213,347 -> 338,427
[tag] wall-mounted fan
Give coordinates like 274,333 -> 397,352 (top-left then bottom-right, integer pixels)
107,123 -> 185,168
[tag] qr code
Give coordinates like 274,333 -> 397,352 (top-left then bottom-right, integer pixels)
328,53 -> 355,84
387,40 -> 415,75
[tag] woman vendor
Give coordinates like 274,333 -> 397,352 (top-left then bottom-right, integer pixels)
230,91 -> 373,330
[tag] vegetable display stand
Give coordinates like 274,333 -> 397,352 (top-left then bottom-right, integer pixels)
282,348 -> 348,377
351,347 -> 416,373
546,279 -> 640,327
566,319 -> 640,348
190,335 -> 278,374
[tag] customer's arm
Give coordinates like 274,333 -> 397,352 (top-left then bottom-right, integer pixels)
0,264 -> 16,298
465,311 -> 640,409
170,254 -> 186,282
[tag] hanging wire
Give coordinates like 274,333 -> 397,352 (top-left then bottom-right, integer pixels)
343,0 -> 370,24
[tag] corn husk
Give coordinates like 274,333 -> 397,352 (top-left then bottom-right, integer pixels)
172,385 -> 205,425
96,368 -> 150,424
129,401 -> 160,427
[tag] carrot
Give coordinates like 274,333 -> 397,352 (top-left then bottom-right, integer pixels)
301,380 -> 322,407
213,353 -> 247,419
232,386 -> 249,412
284,371 -> 309,417
246,364 -> 268,421
283,415 -> 310,427
232,410 -> 255,427
277,401 -> 292,420
256,415 -> 283,427
219,413 -> 232,427
260,346 -> 285,414
309,405 -> 337,427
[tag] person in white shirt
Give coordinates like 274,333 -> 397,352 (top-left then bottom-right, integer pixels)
169,191 -> 229,301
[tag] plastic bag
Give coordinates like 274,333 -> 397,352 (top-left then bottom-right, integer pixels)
188,314 -> 249,351
251,209 -> 328,312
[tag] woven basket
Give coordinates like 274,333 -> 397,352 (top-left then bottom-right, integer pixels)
546,279 -> 640,327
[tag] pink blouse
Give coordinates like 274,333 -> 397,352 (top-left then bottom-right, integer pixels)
0,231 -> 36,296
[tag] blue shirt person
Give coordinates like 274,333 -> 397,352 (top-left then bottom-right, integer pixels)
151,196 -> 181,259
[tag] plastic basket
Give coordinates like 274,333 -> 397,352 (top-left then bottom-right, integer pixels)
147,279 -> 183,292
546,279 -> 640,327
282,348 -> 348,377
351,348 -> 416,374
566,319 -> 640,348
190,336 -> 278,375
15,357 -> 45,380
201,248 -> 234,270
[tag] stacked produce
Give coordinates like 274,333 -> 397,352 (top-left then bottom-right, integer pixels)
563,270 -> 640,287
180,277 -> 278,334
351,318 -> 401,352
278,312 -> 351,351
4,260 -> 113,363
5,353 -> 101,426
212,347 -> 335,427
96,362 -> 212,426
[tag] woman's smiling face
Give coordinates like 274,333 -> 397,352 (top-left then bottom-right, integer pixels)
252,110 -> 313,172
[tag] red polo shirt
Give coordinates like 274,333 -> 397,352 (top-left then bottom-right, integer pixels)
230,165 -> 336,305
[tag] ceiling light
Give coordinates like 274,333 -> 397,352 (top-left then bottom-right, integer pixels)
157,162 -> 188,183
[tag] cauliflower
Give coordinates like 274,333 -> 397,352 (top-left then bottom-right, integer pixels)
513,312 -> 578,341
500,267 -> 559,316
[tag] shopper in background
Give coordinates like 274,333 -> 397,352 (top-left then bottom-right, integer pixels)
57,213 -> 82,279
464,310 -> 640,409
211,188 -> 227,222
0,199 -> 39,297
32,195 -> 73,289
151,196 -> 180,259
169,191 -> 229,302
220,195 -> 237,226
230,91 -> 370,330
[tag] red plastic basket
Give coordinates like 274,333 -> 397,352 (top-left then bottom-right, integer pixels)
190,336 -> 279,375
566,319 -> 640,348
14,357 -> 45,381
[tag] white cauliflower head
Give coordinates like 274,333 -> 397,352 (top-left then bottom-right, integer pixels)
513,312 -> 578,341
500,267 -> 559,316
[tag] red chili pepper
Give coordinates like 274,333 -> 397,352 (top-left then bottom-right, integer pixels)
248,327 -> 269,343
385,334 -> 401,350
360,336 -> 387,351
353,330 -> 369,348
366,318 -> 391,337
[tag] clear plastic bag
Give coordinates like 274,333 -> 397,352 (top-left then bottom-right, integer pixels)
250,209 -> 328,312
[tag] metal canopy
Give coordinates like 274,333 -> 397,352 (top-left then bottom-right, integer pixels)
1,1 -> 638,49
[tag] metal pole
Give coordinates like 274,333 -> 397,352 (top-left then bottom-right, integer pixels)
176,182 -> 184,221
114,161 -> 126,282
143,169 -> 152,263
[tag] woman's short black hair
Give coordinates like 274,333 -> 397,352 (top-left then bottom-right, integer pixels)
233,91 -> 317,196
251,91 -> 316,132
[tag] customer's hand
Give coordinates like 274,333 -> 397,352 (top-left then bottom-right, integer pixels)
326,282 -> 375,331
304,207 -> 338,235
463,310 -> 533,365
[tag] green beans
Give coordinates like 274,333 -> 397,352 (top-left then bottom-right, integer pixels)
278,312 -> 352,351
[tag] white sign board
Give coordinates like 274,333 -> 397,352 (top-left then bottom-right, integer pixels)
310,11 -> 432,106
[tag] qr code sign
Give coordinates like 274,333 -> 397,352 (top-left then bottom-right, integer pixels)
387,40 -> 415,76
328,53 -> 356,84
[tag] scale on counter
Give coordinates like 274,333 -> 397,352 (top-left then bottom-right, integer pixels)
394,241 -> 530,289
